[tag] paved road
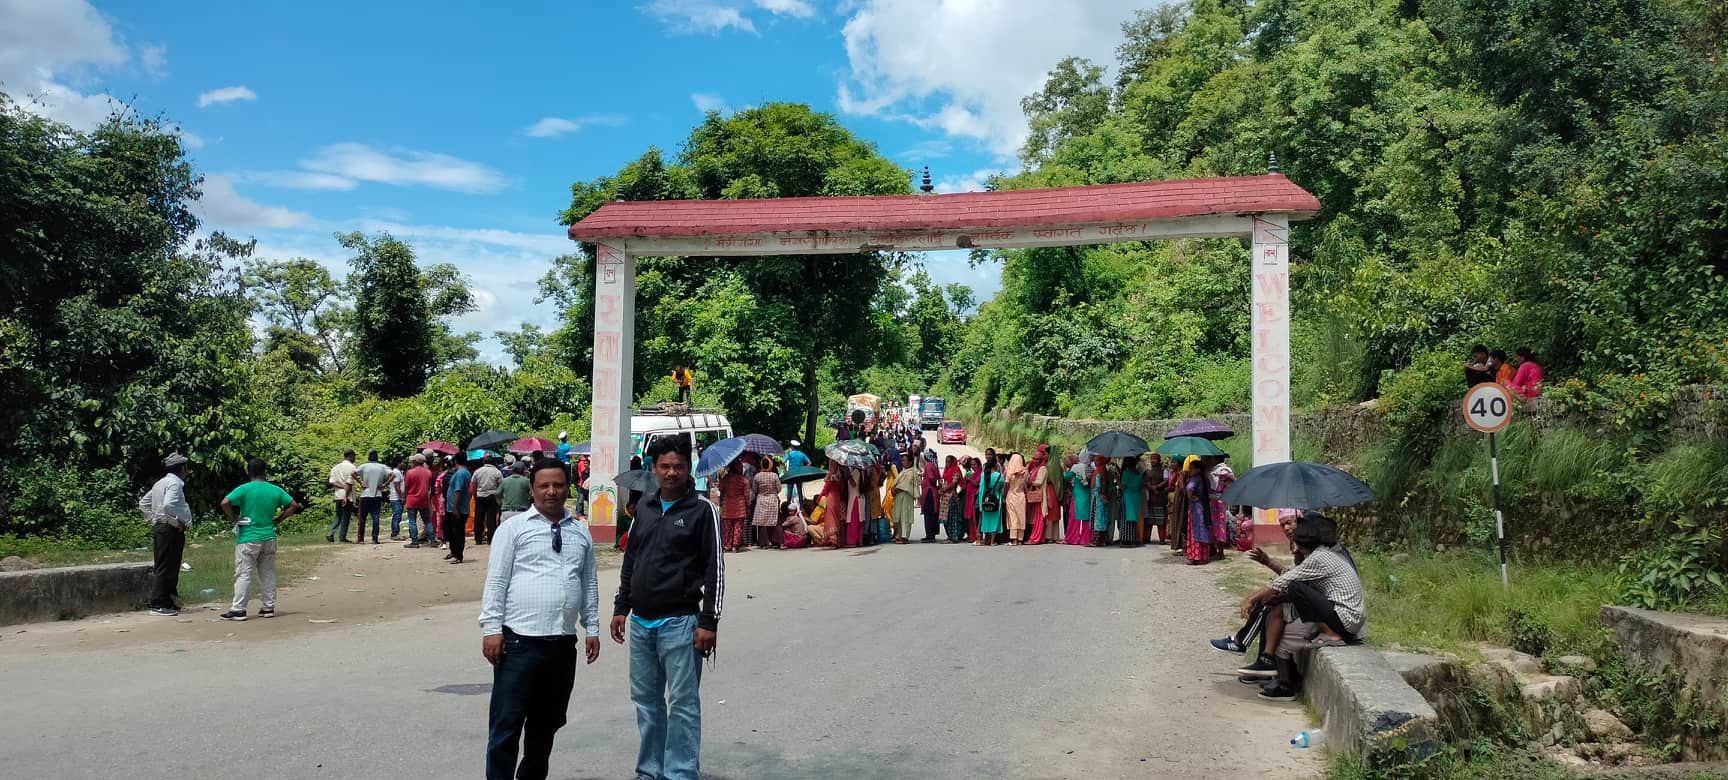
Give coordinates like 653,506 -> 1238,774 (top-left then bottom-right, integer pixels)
0,451 -> 1320,779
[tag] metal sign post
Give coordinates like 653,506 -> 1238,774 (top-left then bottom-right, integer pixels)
1463,383 -> 1515,588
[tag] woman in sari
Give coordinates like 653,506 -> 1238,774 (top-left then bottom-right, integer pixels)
751,454 -> 784,548
863,464 -> 884,545
891,454 -> 920,543
1182,455 -> 1219,564
1143,454 -> 1167,543
941,455 -> 964,542
1003,452 -> 1028,545
1091,454 -> 1120,547
844,467 -> 867,547
1025,445 -> 1050,544
819,461 -> 849,549
1063,455 -> 1091,545
1167,460 -> 1188,553
963,457 -> 982,544
976,455 -> 1005,545
780,498 -> 810,549
1118,456 -> 1144,548
429,457 -> 449,548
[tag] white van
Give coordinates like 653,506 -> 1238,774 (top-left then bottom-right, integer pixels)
629,409 -> 733,490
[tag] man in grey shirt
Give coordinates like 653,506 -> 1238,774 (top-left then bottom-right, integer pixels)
355,450 -> 392,545
480,459 -> 600,780
472,453 -> 504,545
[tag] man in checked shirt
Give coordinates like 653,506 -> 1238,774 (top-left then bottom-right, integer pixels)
480,459 -> 601,780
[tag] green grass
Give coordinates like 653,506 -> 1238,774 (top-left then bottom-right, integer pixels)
1352,549 -> 1619,657
1327,742 -> 1587,780
0,526 -> 339,610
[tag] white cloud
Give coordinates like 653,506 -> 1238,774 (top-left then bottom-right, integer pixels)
139,44 -> 167,78
0,0 -> 130,129
175,127 -> 205,150
194,174 -> 311,228
837,0 -> 1143,155
299,143 -> 509,193
754,0 -> 815,17
643,0 -> 818,33
242,170 -> 358,191
197,85 -> 256,108
524,113 -> 627,138
934,167 -> 1006,194
690,92 -> 726,113
644,0 -> 755,33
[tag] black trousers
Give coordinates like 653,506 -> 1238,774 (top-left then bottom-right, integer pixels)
1286,580 -> 1355,641
1235,603 -> 1271,660
444,514 -> 468,562
475,495 -> 501,543
921,494 -> 939,540
149,522 -> 185,609
487,628 -> 577,780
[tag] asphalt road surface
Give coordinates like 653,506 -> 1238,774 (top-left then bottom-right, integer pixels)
0,443 -> 1320,779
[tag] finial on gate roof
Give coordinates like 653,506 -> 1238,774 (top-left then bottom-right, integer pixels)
919,166 -> 934,194
1267,152 -> 1279,173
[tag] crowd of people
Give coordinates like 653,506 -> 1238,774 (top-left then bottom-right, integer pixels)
1465,343 -> 1544,398
703,422 -> 1253,566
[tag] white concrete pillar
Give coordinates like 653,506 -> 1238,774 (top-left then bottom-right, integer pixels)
586,242 -> 636,540
1250,214 -> 1291,468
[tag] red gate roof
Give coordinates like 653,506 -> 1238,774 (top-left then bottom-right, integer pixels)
568,174 -> 1320,241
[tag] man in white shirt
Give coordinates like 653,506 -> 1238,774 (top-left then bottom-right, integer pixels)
472,454 -> 504,545
138,453 -> 194,616
480,459 -> 600,780
355,450 -> 392,545
327,450 -> 359,543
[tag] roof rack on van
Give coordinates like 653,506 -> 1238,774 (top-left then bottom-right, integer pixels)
634,402 -> 725,416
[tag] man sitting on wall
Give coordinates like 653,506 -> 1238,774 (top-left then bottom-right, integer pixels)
1233,512 -> 1365,702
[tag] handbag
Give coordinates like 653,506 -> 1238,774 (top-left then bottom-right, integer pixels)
981,483 -> 1001,513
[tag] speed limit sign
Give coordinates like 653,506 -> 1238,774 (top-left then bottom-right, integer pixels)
1462,382 -> 1514,433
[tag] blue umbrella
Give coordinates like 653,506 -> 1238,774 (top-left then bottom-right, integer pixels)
570,441 -> 592,455
466,449 -> 490,461
695,436 -> 748,478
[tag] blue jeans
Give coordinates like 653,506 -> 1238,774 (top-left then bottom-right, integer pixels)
628,614 -> 703,780
405,508 -> 429,542
328,499 -> 352,540
389,500 -> 404,537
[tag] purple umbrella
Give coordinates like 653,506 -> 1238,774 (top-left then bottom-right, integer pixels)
740,433 -> 783,455
1163,419 -> 1235,440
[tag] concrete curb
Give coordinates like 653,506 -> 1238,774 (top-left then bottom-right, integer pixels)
1303,644 -> 1442,767
0,563 -> 151,625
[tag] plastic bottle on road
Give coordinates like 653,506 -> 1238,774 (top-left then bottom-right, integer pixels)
1290,729 -> 1324,748
199,587 -> 218,600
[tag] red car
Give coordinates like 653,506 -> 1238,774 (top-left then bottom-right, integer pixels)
938,420 -> 967,444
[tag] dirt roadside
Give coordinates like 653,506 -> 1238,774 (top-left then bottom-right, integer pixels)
0,540 -> 621,656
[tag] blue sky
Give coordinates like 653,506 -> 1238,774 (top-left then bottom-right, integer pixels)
4,0 -> 1148,362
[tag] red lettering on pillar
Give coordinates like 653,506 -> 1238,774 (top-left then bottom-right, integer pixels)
1253,272 -> 1287,298
1256,355 -> 1288,373
595,331 -> 619,362
593,411 -> 616,437
1257,405 -> 1287,429
597,294 -> 621,327
1258,303 -> 1279,323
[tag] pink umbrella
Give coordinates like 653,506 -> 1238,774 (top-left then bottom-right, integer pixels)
417,440 -> 458,455
509,437 -> 559,454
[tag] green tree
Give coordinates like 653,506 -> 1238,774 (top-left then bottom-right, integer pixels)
339,231 -> 477,397
242,256 -> 350,373
557,103 -> 911,442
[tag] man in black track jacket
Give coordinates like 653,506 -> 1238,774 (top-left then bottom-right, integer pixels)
610,435 -> 722,780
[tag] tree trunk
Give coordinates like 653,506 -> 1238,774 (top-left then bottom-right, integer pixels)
802,356 -> 819,450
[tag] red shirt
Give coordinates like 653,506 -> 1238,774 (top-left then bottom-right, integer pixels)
404,466 -> 433,509
719,471 -> 750,519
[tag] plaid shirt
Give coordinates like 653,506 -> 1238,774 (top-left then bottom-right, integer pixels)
1271,545 -> 1366,635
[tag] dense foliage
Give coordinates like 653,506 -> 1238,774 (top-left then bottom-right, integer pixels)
955,0 -> 1728,426
549,103 -> 971,443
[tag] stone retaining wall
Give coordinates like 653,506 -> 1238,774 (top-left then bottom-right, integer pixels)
1301,645 -> 1441,767
1602,606 -> 1728,761
0,562 -> 152,626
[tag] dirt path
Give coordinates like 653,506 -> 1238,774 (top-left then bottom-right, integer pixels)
0,541 -> 620,656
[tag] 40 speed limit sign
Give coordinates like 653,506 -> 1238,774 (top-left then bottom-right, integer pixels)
1462,382 -> 1514,433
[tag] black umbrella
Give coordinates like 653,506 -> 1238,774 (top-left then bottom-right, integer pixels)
1221,461 -> 1375,510
466,429 -> 517,450
614,469 -> 658,494
1085,430 -> 1150,458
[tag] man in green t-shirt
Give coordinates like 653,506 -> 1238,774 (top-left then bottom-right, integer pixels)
218,458 -> 300,621
499,462 -> 533,517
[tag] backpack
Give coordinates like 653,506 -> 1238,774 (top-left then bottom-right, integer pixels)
981,479 -> 1001,513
